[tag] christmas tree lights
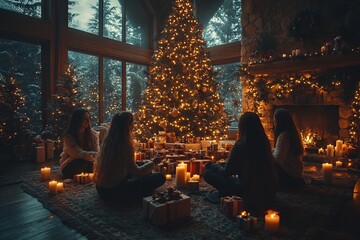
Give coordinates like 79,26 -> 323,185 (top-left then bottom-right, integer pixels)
350,81 -> 360,146
47,64 -> 83,140
135,0 -> 228,140
0,71 -> 30,145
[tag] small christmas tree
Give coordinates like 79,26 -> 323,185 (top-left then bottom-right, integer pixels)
349,81 -> 360,147
47,63 -> 83,140
0,71 -> 30,146
135,0 -> 228,140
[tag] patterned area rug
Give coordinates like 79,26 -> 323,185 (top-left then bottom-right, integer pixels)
20,166 -> 356,240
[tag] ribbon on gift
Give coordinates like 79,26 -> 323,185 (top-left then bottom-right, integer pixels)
220,195 -> 244,217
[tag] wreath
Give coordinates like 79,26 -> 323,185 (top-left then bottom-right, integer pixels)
288,10 -> 320,41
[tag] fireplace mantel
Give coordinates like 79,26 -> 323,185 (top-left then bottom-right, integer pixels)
248,53 -> 360,75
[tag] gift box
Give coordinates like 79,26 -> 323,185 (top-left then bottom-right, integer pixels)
236,212 -> 257,232
155,162 -> 175,174
143,189 -> 191,226
220,196 -> 244,217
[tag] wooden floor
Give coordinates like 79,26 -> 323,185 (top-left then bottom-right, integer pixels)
0,158 -> 86,240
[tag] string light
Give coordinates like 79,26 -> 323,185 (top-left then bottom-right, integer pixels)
135,0 -> 229,141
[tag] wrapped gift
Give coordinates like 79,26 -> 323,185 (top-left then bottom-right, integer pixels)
186,180 -> 199,191
143,188 -> 191,226
236,211 -> 257,232
45,140 -> 54,160
220,195 -> 244,217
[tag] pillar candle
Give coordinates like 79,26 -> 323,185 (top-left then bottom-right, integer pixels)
322,163 -> 333,184
40,167 -> 51,180
326,144 -> 334,157
56,182 -> 64,192
166,174 -> 172,181
336,161 -> 342,168
36,146 -> 45,163
89,173 -> 95,181
176,163 -> 186,188
49,180 -> 58,194
186,172 -> 191,182
192,174 -> 200,181
336,140 -> 343,151
265,210 -> 280,233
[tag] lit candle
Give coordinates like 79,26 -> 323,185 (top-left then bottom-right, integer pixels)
322,163 -> 333,184
89,173 -> 95,181
265,210 -> 280,233
318,148 -> 324,154
326,144 -> 334,157
49,180 -> 58,194
40,167 -> 51,180
335,161 -> 342,168
166,174 -> 172,181
282,53 -> 286,58
56,182 -> 64,192
176,162 -> 186,188
192,174 -> 200,181
186,172 -> 191,182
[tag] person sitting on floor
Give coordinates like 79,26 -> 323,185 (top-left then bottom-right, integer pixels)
94,111 -> 165,201
203,112 -> 278,215
60,108 -> 99,179
272,108 -> 305,189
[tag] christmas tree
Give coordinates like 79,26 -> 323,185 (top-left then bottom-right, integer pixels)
0,71 -> 30,145
349,81 -> 360,147
135,0 -> 228,140
47,64 -> 83,140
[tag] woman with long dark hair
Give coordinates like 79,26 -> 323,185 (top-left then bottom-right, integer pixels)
204,112 -> 278,214
60,109 -> 99,179
273,108 -> 305,189
95,111 -> 165,201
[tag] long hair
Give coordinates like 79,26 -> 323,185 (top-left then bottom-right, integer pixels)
273,108 -> 304,156
237,112 -> 274,165
95,111 -> 134,181
237,112 -> 277,212
64,108 -> 95,150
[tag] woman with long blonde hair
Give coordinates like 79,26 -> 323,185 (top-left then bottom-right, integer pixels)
95,111 -> 165,201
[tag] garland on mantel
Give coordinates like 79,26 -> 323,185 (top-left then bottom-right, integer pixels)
240,64 -> 360,146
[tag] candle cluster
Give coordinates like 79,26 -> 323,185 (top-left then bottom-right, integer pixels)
75,173 -> 94,184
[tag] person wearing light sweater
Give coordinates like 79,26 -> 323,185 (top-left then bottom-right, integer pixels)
95,111 -> 165,201
273,108 -> 305,189
60,109 -> 99,179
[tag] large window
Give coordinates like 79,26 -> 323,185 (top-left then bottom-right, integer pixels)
68,51 -> 99,125
214,62 -> 242,122
203,0 -> 241,47
0,38 -> 42,134
104,58 -> 122,121
126,63 -> 147,112
0,0 -> 42,18
104,0 -> 123,41
68,0 -> 148,47
68,0 -> 99,34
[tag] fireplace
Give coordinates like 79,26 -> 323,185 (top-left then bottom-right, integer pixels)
273,105 -> 340,147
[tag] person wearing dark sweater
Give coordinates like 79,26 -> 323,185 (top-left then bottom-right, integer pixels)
95,111 -> 165,201
203,112 -> 278,215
